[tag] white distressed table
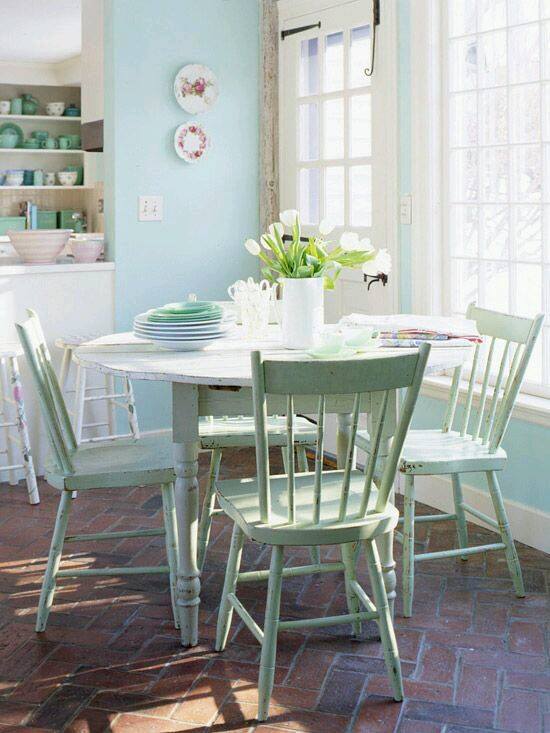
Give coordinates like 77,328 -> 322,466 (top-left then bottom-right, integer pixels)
75,329 -> 471,646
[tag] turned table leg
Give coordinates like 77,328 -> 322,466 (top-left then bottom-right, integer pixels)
173,384 -> 201,646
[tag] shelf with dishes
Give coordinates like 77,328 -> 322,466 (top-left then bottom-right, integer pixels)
0,114 -> 81,123
0,148 -> 84,155
0,185 -> 92,191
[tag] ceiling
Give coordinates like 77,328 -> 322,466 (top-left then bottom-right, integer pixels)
0,0 -> 81,64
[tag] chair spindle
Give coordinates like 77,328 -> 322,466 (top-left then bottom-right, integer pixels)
286,395 -> 295,523
472,336 -> 496,440
460,342 -> 480,436
338,393 -> 361,521
312,395 -> 325,525
359,390 -> 389,517
482,340 -> 510,444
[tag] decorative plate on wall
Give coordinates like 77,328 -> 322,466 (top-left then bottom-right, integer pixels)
174,122 -> 210,163
174,64 -> 219,114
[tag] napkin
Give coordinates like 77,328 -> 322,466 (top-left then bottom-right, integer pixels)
339,314 -> 482,348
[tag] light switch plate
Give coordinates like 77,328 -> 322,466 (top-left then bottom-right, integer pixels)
138,195 -> 163,222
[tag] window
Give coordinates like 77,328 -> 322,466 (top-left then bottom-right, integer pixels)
279,0 -> 398,319
439,0 -> 549,397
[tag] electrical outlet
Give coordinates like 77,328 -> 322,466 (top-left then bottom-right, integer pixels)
400,194 -> 412,225
138,195 -> 163,222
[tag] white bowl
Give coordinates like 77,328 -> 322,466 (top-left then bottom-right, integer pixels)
5,172 -> 24,186
46,102 -> 65,116
57,171 -> 78,187
7,229 -> 72,264
70,238 -> 104,263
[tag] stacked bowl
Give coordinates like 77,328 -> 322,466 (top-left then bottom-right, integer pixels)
133,301 -> 236,351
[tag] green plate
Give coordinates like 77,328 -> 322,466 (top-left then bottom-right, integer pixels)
147,312 -> 223,323
0,122 -> 23,147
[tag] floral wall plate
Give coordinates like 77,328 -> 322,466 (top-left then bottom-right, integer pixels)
174,123 -> 210,163
174,64 -> 219,114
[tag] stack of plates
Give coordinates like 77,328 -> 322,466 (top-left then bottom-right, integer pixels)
133,301 -> 236,351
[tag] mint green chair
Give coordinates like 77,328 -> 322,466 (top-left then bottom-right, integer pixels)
356,304 -> 544,617
197,416 -> 316,570
214,345 -> 430,721
16,310 -> 180,633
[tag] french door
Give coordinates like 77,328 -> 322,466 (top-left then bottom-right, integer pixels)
278,0 -> 398,321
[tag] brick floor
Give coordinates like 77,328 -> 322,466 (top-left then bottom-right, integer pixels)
0,447 -> 549,732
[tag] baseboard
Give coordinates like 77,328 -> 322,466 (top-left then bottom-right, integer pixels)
409,474 -> 550,555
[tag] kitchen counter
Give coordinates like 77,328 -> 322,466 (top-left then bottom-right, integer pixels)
0,260 -> 114,275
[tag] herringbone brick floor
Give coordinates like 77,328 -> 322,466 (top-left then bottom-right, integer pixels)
0,448 -> 548,733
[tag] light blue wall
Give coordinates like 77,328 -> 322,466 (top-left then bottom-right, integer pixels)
104,0 -> 260,429
398,0 -> 549,514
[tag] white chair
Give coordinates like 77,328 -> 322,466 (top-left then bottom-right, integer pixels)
56,335 -> 140,445
0,344 -> 39,504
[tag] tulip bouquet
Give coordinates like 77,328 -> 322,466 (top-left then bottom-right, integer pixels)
245,210 -> 391,290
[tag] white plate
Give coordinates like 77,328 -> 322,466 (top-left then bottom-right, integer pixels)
134,326 -> 232,339
134,316 -> 234,332
155,338 -> 219,352
134,329 -> 227,342
174,64 -> 219,114
174,122 -> 210,163
134,313 -> 234,329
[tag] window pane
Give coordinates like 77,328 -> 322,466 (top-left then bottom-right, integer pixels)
450,92 -> 478,146
543,22 -> 550,79
510,145 -> 542,202
350,165 -> 372,226
509,85 -> 540,144
299,168 -> 320,224
450,205 -> 478,256
509,25 -> 540,85
450,149 -> 478,201
324,32 -> 344,93
477,0 -> 506,31
543,83 -> 550,141
484,260 -> 509,311
325,166 -> 345,225
323,98 -> 344,159
515,264 -> 543,316
448,0 -> 477,36
481,147 -> 508,203
450,37 -> 478,91
299,38 -> 319,96
452,259 -> 479,312
513,205 -> 542,261
299,103 -> 319,161
350,95 -> 371,157
479,88 -> 507,145
525,338 -> 543,383
508,0 -> 539,24
350,26 -> 371,88
478,31 -> 507,88
481,205 -> 508,259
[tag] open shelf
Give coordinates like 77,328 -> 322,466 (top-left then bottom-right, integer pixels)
0,148 -> 83,155
0,114 -> 81,122
0,185 -> 91,191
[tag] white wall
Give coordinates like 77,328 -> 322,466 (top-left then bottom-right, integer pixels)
81,0 -> 104,123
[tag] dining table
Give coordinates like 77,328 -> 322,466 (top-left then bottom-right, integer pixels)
74,327 -> 472,647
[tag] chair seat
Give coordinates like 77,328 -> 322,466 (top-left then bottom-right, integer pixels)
46,433 -> 175,491
356,428 -> 507,475
216,469 -> 398,546
199,415 -> 316,449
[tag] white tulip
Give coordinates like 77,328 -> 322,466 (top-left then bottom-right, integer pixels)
319,218 -> 335,236
269,222 -> 284,239
279,209 -> 300,228
340,231 -> 360,251
360,237 -> 374,253
260,234 -> 272,249
362,248 -> 392,276
244,238 -> 261,256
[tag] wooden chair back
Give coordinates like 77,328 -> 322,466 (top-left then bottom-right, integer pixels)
251,344 -> 431,525
15,309 -> 76,474
442,303 -> 544,452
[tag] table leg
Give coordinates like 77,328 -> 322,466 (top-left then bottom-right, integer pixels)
336,413 -> 353,469
173,384 -> 201,646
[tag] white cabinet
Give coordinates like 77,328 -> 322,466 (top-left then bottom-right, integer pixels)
81,0 -> 104,125
0,264 -> 115,473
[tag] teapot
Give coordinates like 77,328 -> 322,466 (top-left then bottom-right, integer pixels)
22,94 -> 38,115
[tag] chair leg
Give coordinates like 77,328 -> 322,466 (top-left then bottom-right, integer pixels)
365,539 -> 404,702
0,358 -> 17,485
402,474 -> 415,617
161,482 -> 180,629
58,346 -> 72,394
9,357 -> 39,505
215,523 -> 245,651
105,374 -> 116,436
341,542 -> 361,637
36,491 -> 72,632
124,378 -> 140,440
197,448 -> 222,571
452,473 -> 469,561
258,544 -> 284,722
486,471 -> 525,597
73,365 -> 86,444
281,446 -> 288,473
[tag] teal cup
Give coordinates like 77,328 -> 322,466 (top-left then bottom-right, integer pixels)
58,136 -> 71,150
67,134 -> 81,149
32,130 -> 49,141
10,97 -> 22,115
43,137 -> 58,149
